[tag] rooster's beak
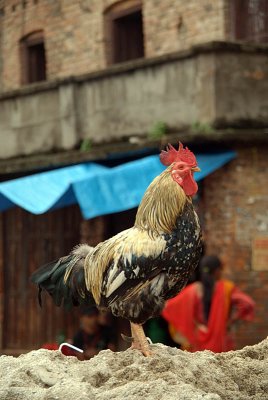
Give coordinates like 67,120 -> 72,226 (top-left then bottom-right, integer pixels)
191,166 -> 201,172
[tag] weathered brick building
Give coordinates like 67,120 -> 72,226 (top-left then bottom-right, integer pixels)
0,0 -> 231,91
0,0 -> 267,354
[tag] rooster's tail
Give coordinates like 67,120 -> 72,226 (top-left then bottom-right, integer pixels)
31,244 -> 95,309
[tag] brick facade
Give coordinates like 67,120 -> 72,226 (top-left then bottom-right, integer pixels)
0,0 -> 229,91
202,145 -> 268,348
144,0 -> 229,57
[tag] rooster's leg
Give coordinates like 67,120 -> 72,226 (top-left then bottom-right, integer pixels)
130,322 -> 152,356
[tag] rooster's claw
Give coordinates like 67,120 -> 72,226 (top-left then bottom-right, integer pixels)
121,333 -> 134,343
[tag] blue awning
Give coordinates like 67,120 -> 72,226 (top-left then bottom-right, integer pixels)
0,151 -> 236,219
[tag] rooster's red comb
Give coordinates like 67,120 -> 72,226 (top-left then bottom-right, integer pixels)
160,142 -> 197,166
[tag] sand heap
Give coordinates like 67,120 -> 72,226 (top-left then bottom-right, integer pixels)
0,339 -> 267,400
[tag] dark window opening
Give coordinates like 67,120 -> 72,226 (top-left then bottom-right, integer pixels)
104,1 -> 144,65
20,31 -> 47,85
27,42 -> 46,83
112,9 -> 144,63
231,0 -> 268,43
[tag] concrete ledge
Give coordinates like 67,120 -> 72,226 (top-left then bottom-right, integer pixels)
0,41 -> 267,162
1,129 -> 267,176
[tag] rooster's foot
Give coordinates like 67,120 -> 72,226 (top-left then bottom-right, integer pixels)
130,322 -> 153,357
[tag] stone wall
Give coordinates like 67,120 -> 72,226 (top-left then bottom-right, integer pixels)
203,145 -> 268,348
0,0 -> 228,91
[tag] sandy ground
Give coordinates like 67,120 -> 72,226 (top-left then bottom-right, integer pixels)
0,339 -> 267,400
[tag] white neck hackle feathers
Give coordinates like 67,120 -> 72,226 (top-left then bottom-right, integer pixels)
84,167 -> 189,304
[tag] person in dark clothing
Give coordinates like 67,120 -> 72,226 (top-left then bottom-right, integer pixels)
73,307 -> 116,360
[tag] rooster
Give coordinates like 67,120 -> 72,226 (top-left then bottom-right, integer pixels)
32,142 -> 202,356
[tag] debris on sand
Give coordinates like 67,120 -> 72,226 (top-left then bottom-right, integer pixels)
0,339 -> 267,400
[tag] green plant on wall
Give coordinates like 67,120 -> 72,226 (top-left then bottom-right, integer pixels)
191,121 -> 215,135
148,121 -> 167,140
80,138 -> 92,152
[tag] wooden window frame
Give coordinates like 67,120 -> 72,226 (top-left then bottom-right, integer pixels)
104,0 -> 143,65
229,0 -> 268,43
20,30 -> 46,85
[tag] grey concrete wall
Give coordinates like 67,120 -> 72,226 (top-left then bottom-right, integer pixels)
215,52 -> 268,127
76,53 -> 216,144
0,42 -> 267,160
0,84 -> 78,158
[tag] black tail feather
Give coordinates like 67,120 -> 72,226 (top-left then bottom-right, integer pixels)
31,245 -> 95,309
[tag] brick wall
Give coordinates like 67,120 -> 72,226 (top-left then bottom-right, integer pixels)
202,145 -> 268,349
0,0 -> 229,91
144,0 -> 228,57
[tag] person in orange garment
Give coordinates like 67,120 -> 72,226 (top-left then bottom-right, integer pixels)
162,255 -> 255,352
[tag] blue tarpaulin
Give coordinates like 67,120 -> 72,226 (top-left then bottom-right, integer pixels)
0,151 -> 236,219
